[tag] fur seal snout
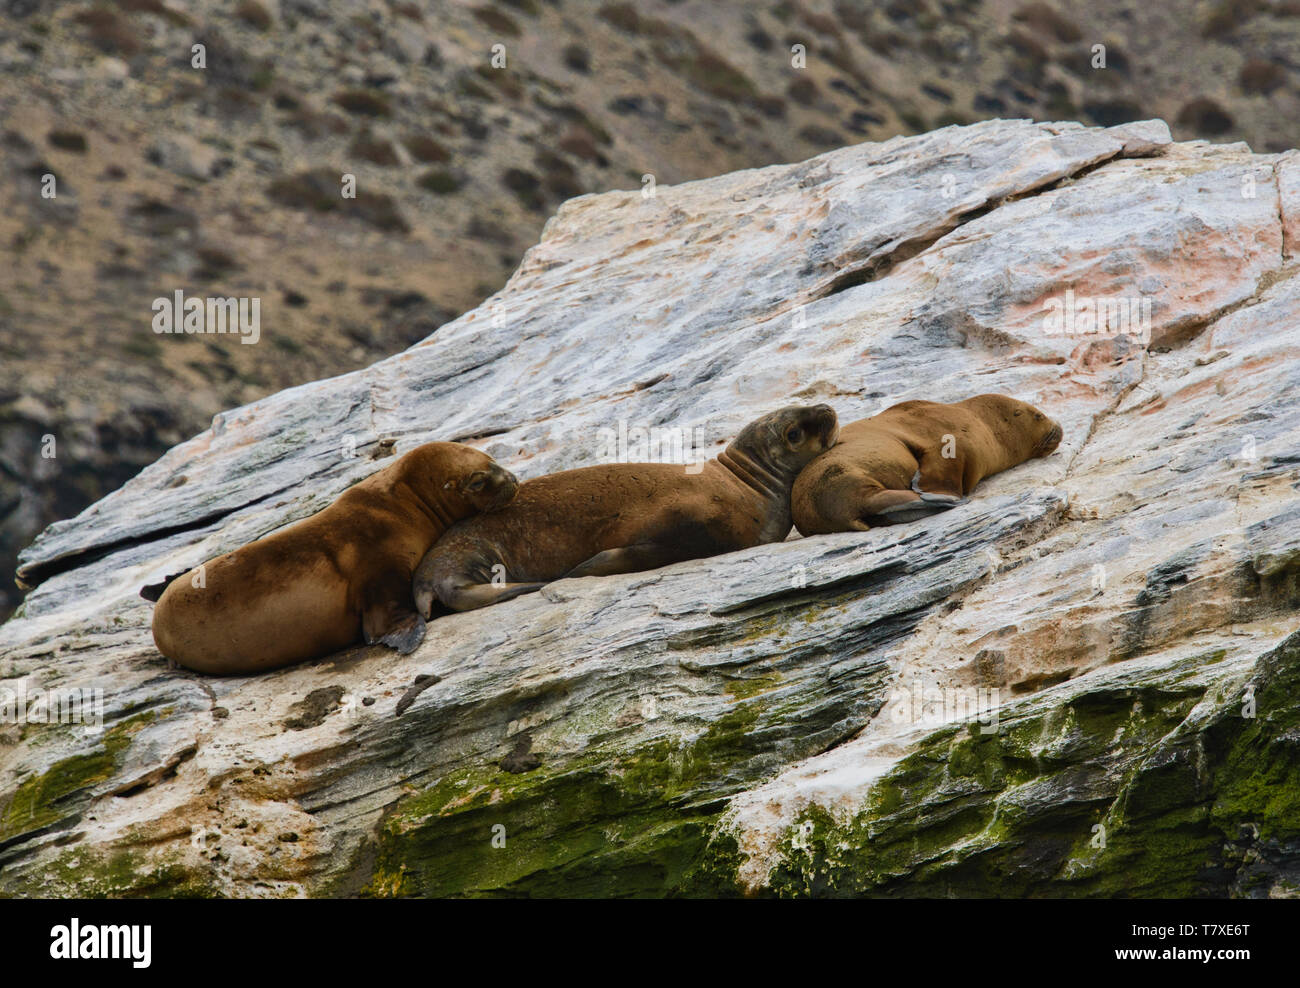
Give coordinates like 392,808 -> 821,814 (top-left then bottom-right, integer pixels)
147,442 -> 518,675
414,404 -> 839,614
791,395 -> 1061,535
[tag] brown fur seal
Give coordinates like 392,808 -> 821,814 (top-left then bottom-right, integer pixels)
413,405 -> 839,613
791,395 -> 1062,535
146,443 -> 518,675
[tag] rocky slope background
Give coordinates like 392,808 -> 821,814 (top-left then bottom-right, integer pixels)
7,0 -> 1300,619
1,116 -> 1298,897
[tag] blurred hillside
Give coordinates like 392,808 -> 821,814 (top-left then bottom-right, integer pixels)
3,0 -> 1300,618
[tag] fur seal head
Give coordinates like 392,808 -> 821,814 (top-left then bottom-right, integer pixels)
407,442 -> 519,516
960,394 -> 1063,462
724,403 -> 840,482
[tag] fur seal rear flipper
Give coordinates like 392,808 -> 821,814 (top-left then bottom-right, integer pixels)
139,571 -> 189,603
791,394 -> 1062,536
562,542 -> 685,579
414,404 -> 840,613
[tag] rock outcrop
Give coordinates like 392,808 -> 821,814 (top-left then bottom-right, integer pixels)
2,118 -> 1298,897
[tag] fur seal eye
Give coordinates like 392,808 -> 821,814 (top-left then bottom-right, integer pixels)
786,427 -> 804,445
466,473 -> 487,492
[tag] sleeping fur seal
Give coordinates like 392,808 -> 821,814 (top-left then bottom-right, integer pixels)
791,395 -> 1062,535
146,442 -> 518,675
413,404 -> 839,613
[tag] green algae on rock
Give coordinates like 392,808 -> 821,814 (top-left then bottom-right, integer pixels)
751,633 -> 1300,897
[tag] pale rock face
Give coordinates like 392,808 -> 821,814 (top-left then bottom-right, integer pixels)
2,118 -> 1298,897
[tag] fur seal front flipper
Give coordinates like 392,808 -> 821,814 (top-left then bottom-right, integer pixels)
414,404 -> 840,613
415,576 -> 546,616
909,470 -> 965,506
860,493 -> 961,527
360,570 -> 427,653
375,613 -> 427,654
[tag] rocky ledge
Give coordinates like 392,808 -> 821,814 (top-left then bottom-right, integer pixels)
1,117 -> 1298,897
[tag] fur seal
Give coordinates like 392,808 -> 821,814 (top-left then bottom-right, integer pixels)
146,442 -> 518,675
791,395 -> 1062,535
413,404 -> 840,613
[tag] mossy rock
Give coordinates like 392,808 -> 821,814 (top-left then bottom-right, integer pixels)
758,633 -> 1300,897
0,711 -> 155,844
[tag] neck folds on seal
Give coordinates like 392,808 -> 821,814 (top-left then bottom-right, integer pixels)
717,442 -> 798,544
399,479 -> 462,533
717,444 -> 789,501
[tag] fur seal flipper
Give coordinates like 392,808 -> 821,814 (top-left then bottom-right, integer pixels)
415,404 -> 839,613
909,470 -> 967,507
376,612 -> 427,655
562,542 -> 684,579
792,394 -> 1061,536
147,442 -> 518,675
139,570 -> 189,603
862,496 -> 959,526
